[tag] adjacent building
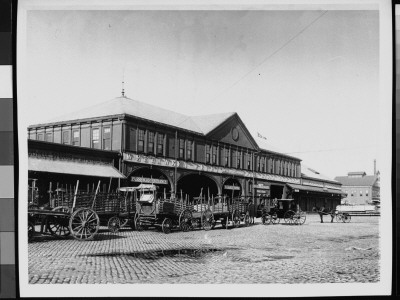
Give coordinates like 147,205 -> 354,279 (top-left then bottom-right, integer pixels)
334,170 -> 380,206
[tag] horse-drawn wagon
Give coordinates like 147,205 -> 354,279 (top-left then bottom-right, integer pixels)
260,198 -> 306,225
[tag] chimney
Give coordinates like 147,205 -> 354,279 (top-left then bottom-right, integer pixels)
374,159 -> 376,175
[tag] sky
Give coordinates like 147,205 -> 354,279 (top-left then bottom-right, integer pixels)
23,8 -> 381,179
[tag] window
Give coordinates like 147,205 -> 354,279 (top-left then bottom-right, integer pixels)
92,128 -> 100,149
72,130 -> 80,146
138,129 -> 144,152
225,149 -> 229,167
257,158 -> 261,172
351,191 -> 354,197
157,133 -> 164,155
212,145 -> 217,164
366,190 -> 369,197
62,131 -> 70,144
205,145 -> 211,163
359,190 -> 363,197
45,132 -> 53,142
248,181 -> 253,194
148,131 -> 155,153
187,141 -> 193,160
179,139 -> 185,159
247,156 -> 251,170
103,127 -> 111,150
37,133 -> 44,141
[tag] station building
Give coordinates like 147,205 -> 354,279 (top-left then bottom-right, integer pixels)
27,93 -> 343,211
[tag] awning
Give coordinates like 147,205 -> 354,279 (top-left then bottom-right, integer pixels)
287,183 -> 345,196
29,157 -> 125,179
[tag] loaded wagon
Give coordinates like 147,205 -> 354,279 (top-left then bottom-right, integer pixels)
209,195 -> 250,229
28,179 -> 134,241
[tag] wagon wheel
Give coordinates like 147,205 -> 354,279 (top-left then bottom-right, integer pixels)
336,213 -> 343,222
28,221 -> 35,242
201,209 -> 214,231
135,217 -> 144,231
232,210 -> 240,228
294,211 -> 306,225
179,209 -> 192,232
162,217 -> 173,234
284,210 -> 295,224
107,216 -> 121,233
69,208 -> 100,241
270,212 -> 280,224
48,216 -> 71,237
244,213 -> 250,227
342,213 -> 351,223
262,213 -> 271,225
47,206 -> 71,237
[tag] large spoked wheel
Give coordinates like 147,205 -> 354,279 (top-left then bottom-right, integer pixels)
270,212 -> 280,224
232,210 -> 240,228
28,221 -> 35,242
244,213 -> 250,227
179,209 -> 192,232
284,210 -> 296,224
262,213 -> 272,225
69,208 -> 100,241
342,213 -> 351,223
48,206 -> 71,237
107,216 -> 121,233
48,216 -> 71,237
202,209 -> 214,231
294,211 -> 306,225
162,217 -> 173,234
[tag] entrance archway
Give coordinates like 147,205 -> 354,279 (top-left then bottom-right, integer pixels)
222,178 -> 242,198
128,167 -> 172,193
177,174 -> 219,201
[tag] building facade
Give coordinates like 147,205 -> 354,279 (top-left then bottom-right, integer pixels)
334,171 -> 380,206
28,94 -> 342,211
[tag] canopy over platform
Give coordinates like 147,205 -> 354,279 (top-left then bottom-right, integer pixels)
28,156 -> 125,179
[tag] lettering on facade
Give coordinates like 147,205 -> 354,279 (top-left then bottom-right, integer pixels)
123,152 -> 301,184
254,184 -> 270,190
131,177 -> 168,185
223,185 -> 241,190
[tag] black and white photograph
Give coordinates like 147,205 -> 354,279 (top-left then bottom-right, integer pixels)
17,0 -> 392,297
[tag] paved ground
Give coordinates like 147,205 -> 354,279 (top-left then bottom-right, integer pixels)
28,214 -> 380,284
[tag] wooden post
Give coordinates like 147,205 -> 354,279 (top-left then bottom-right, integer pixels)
91,180 -> 101,210
72,180 -> 80,212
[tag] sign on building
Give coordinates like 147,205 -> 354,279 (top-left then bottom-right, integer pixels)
131,176 -> 168,185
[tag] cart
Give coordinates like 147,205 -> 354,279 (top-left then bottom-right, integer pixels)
209,195 -> 250,229
261,198 -> 306,225
134,184 -> 190,234
28,180 -> 131,241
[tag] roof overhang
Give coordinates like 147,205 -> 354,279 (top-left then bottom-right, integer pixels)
28,157 -> 125,179
287,183 -> 345,196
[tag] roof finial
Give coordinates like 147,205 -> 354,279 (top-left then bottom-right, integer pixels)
121,67 -> 126,97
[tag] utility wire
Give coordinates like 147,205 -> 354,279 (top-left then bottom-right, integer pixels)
212,10 -> 329,101
283,145 -> 377,155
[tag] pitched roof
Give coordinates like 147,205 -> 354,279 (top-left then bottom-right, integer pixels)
301,164 -> 340,183
30,96 -> 235,135
334,175 -> 378,187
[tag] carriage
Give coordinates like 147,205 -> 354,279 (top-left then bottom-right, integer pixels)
260,198 -> 306,225
28,180 -> 134,241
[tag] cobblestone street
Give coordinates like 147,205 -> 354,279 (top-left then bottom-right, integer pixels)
28,214 -> 380,284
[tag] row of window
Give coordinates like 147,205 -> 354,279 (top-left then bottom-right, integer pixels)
37,127 -> 112,150
345,190 -> 369,197
137,129 -> 164,155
